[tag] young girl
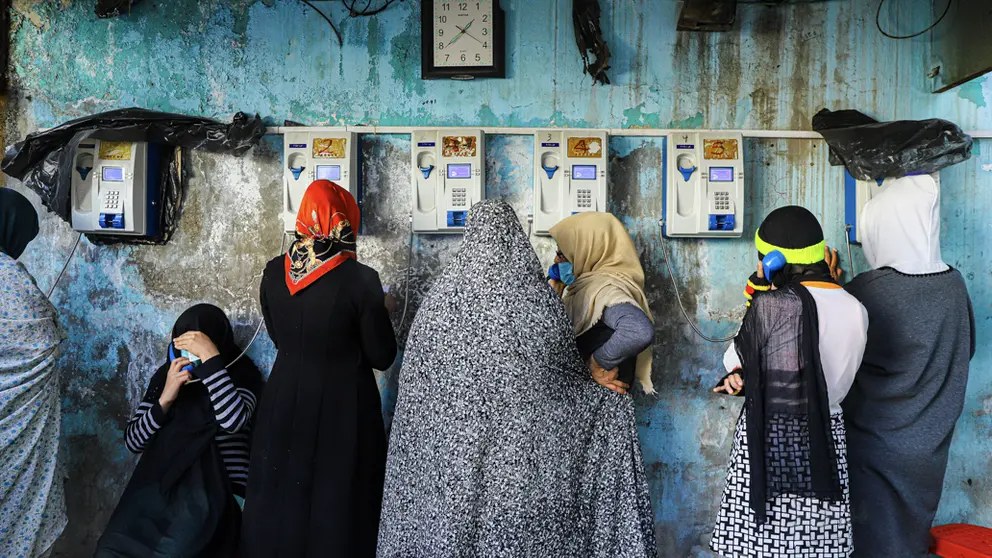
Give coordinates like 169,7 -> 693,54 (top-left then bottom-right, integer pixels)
95,304 -> 263,558
710,206 -> 868,558
547,211 -> 656,396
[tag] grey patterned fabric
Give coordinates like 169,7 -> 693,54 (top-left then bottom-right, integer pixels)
377,200 -> 655,558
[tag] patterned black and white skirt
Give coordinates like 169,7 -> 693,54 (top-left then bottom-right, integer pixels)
710,411 -> 852,558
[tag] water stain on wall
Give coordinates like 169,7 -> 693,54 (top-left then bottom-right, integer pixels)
6,1 -> 992,556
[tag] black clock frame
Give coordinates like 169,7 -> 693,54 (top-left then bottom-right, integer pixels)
421,1 -> 506,80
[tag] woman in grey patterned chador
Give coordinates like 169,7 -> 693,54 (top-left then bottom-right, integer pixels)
377,200 -> 655,558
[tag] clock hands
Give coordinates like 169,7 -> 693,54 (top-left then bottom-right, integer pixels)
445,18 -> 476,47
454,21 -> 484,45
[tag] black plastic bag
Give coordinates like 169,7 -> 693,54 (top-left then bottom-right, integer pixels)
2,108 -> 264,245
812,108 -> 972,181
573,0 -> 611,85
95,0 -> 143,18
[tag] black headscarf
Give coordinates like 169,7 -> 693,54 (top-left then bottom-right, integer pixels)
96,304 -> 262,558
170,303 -> 247,366
0,187 -> 40,259
735,206 -> 841,523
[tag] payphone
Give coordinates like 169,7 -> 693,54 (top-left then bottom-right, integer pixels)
411,129 -> 485,233
532,130 -> 609,235
664,132 -> 744,238
70,140 -> 161,236
282,130 -> 358,232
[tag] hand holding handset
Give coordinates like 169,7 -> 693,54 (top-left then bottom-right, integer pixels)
168,343 -> 202,383
761,250 -> 786,283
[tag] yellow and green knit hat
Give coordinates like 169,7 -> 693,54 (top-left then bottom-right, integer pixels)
754,206 -> 825,265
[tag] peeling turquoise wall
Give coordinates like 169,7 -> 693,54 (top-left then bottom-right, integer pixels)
6,1 -> 992,556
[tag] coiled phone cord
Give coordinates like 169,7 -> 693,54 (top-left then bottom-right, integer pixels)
47,232 -> 83,299
657,219 -> 737,344
224,231 -> 289,369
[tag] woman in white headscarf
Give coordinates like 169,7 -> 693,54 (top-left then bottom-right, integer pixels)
843,175 -> 975,558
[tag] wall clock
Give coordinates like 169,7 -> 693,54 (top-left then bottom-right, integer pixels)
421,0 -> 506,80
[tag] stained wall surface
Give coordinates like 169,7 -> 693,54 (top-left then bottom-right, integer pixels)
5,1 -> 991,555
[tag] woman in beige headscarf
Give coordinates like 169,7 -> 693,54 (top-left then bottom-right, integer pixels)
549,212 -> 655,395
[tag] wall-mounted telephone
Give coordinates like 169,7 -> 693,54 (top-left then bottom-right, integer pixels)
664,132 -> 745,238
411,129 -> 485,233
283,131 -> 358,232
532,130 -> 609,235
70,140 -> 161,236
844,171 -> 941,244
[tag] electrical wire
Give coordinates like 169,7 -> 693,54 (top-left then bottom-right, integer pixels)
302,0 -> 343,47
739,0 -> 840,4
224,231 -> 289,369
342,0 -> 399,17
47,232 -> 82,299
301,0 -> 400,48
844,224 -> 856,278
657,219 -> 737,344
876,0 -> 952,40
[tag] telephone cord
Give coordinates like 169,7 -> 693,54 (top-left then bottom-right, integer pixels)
224,231 -> 288,369
47,232 -> 83,299
658,219 -> 738,344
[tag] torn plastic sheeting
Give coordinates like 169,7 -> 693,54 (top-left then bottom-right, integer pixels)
812,108 -> 973,182
2,108 -> 264,224
95,0 -> 143,18
573,0 -> 611,85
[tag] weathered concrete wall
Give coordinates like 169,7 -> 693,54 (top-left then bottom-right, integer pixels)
5,1 -> 991,556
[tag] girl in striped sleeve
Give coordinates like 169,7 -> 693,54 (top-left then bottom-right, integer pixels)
95,304 -> 263,558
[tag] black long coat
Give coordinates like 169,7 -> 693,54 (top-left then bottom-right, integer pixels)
240,257 -> 397,557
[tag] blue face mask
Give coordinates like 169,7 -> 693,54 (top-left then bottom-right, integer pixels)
555,262 -> 576,286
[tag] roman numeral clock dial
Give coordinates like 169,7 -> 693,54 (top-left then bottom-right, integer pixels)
421,1 -> 506,80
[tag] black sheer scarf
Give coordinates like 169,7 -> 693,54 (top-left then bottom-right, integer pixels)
734,277 -> 842,523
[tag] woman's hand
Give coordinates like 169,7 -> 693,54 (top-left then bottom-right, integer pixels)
825,246 -> 844,282
173,331 -> 221,362
159,358 -> 192,412
713,372 -> 744,395
590,356 -> 629,395
384,293 -> 398,313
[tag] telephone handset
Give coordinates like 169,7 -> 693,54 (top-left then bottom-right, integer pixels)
168,343 -> 203,383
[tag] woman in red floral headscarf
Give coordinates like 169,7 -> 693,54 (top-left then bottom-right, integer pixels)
240,180 -> 397,558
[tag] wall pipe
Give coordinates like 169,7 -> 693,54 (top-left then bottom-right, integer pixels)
267,125 -> 992,139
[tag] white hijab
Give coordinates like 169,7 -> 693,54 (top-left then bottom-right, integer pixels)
861,175 -> 949,275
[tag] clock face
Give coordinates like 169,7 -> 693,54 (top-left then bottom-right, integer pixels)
432,1 -> 495,68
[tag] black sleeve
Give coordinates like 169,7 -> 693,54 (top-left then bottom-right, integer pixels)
968,296 -> 976,360
359,270 -> 398,371
717,296 -> 771,398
